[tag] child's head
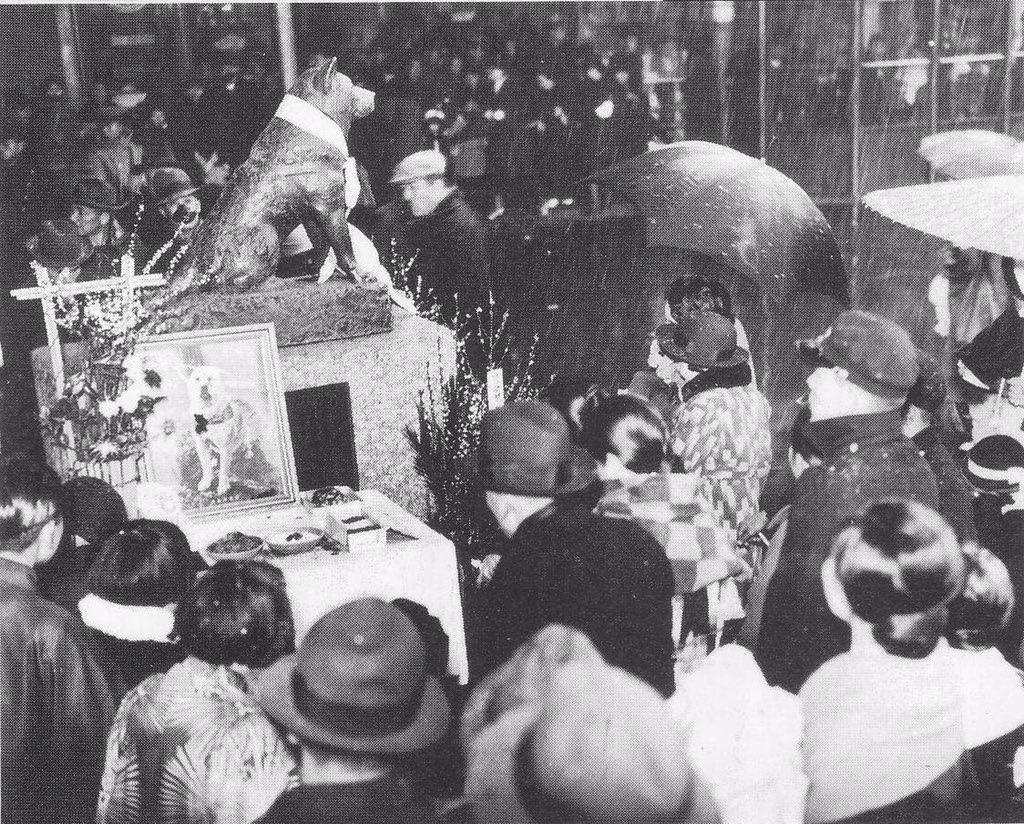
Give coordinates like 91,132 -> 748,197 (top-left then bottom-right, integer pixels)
825,499 -> 965,658
86,519 -> 198,607
538,377 -> 608,441
947,544 -> 1014,651
0,456 -> 64,566
579,394 -> 667,479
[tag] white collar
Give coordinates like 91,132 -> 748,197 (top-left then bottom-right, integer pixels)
78,593 -> 176,643
274,94 -> 350,157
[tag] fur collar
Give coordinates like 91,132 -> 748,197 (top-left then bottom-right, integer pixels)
274,94 -> 350,157
679,362 -> 752,404
78,593 -> 176,643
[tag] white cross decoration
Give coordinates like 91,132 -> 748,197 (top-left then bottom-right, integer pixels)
10,265 -> 164,391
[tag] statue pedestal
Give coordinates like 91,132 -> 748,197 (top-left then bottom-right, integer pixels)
278,309 -> 455,519
33,310 -> 456,522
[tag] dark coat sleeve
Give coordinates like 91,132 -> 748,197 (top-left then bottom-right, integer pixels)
756,444 -> 941,692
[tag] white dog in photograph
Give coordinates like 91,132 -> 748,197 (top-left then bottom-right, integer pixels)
185,365 -> 262,496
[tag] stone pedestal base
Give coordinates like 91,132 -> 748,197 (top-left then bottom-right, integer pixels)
279,309 -> 456,520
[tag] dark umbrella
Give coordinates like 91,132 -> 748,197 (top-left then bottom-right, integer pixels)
586,141 -> 849,305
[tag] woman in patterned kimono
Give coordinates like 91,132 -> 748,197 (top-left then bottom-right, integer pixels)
97,561 -> 298,824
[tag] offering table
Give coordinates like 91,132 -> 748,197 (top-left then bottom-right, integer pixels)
183,489 -> 468,684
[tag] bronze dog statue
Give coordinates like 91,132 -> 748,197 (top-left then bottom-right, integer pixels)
167,58 -> 374,294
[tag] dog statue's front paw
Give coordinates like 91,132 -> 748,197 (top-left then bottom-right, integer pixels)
198,474 -> 214,492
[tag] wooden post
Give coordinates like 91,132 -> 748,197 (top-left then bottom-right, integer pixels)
172,3 -> 192,85
758,0 -> 767,159
275,3 -> 298,91
929,0 -> 941,181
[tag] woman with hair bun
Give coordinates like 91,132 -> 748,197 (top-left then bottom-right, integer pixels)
801,499 -> 975,823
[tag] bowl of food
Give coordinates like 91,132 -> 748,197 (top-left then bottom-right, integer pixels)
266,527 -> 324,556
206,531 -> 265,562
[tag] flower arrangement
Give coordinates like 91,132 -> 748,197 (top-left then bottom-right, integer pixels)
399,254 -> 539,560
34,256 -> 167,467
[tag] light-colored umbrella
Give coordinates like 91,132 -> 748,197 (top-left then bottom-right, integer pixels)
919,130 -> 1024,179
861,175 -> 1024,260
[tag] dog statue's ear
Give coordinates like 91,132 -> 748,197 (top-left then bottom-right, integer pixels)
313,57 -> 338,95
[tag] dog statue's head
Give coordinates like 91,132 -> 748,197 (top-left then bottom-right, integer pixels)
186,365 -> 227,410
289,58 -> 375,134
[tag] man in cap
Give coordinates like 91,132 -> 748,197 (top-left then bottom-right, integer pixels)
253,598 -> 450,824
756,310 -> 942,691
135,166 -> 202,270
69,177 -> 126,250
475,400 -> 675,696
375,149 -> 489,330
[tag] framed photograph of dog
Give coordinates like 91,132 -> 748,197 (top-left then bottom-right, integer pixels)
134,323 -> 300,520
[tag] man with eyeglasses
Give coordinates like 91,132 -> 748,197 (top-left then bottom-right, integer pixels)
755,310 -> 942,693
0,456 -> 115,824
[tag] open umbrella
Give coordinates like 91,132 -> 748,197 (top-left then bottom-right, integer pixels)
919,130 -> 1024,180
862,175 -> 1024,260
586,141 -> 849,305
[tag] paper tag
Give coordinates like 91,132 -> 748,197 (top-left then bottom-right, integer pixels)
487,368 -> 505,409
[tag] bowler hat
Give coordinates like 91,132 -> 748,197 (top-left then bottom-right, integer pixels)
479,401 -> 597,497
254,598 -> 450,754
390,149 -> 447,184
655,311 -> 748,369
964,434 -> 1024,493
143,166 -> 199,208
71,177 -> 127,213
26,218 -> 93,271
798,310 -> 920,400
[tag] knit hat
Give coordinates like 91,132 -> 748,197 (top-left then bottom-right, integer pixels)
964,434 -> 1024,493
799,310 -> 920,400
390,149 -> 447,184
479,401 -> 597,497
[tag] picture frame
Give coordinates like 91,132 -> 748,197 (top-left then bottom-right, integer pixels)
135,323 -> 300,521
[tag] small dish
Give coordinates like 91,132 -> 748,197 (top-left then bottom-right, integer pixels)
266,527 -> 325,555
206,531 -> 265,562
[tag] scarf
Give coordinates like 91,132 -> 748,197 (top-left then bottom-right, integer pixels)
679,361 -> 752,404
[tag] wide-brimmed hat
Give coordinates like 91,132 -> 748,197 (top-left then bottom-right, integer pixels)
26,218 -> 93,271
798,310 -> 920,400
964,434 -> 1024,493
655,311 -> 748,369
71,177 -> 128,213
254,598 -> 450,754
143,166 -> 200,208
479,401 -> 597,497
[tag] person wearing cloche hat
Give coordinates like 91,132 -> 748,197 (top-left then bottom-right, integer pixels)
252,598 -> 450,824
757,310 -> 944,692
475,400 -> 676,697
962,434 -> 1024,665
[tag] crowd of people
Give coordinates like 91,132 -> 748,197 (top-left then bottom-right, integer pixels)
7,253 -> 1024,823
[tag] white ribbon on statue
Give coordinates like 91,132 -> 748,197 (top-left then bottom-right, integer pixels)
274,94 -> 417,315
